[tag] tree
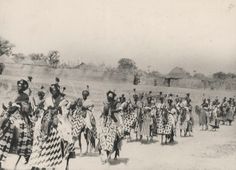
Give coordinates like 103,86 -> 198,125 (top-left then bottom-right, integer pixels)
213,72 -> 236,79
193,73 -> 207,80
0,37 -> 14,56
29,53 -> 46,61
12,53 -> 26,63
46,50 -> 60,68
117,58 -> 137,72
133,73 -> 140,85
148,71 -> 161,77
213,72 -> 227,80
226,73 -> 236,79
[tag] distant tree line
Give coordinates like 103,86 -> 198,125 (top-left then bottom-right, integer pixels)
0,36 -> 60,69
0,36 -> 236,83
213,72 -> 236,80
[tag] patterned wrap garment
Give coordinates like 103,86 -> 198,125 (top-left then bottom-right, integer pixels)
156,103 -> 165,135
0,91 -> 33,163
98,100 -> 123,152
29,96 -> 63,168
0,108 -> 19,162
121,102 -> 137,133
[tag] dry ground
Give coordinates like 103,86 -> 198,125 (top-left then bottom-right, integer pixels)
2,122 -> 236,170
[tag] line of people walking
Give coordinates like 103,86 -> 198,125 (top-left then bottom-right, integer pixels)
0,77 -> 235,169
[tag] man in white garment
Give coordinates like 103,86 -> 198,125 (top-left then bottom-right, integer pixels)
81,88 -> 94,131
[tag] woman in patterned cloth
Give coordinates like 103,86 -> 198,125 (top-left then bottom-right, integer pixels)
139,97 -> 153,143
120,99 -> 136,138
156,97 -> 165,137
69,87 -> 96,155
69,98 -> 85,144
0,79 -> 33,169
29,83 -> 74,170
225,99 -> 234,125
178,103 -> 193,137
157,98 -> 175,144
98,91 -> 124,164
165,99 -> 176,143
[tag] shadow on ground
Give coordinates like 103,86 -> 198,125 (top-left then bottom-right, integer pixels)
76,152 -> 100,157
108,158 -> 129,166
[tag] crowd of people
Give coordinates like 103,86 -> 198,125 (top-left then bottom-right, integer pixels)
0,77 -> 235,169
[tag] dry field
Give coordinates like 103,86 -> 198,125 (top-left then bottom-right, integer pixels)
0,74 -> 236,170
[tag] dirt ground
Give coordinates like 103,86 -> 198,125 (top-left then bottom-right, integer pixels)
2,121 -> 236,170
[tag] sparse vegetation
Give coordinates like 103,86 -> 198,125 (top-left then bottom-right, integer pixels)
0,37 -> 14,56
0,37 -> 235,90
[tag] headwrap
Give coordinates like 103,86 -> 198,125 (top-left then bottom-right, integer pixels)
167,98 -> 173,104
17,79 -> 29,92
38,91 -> 45,98
82,90 -> 90,97
107,90 -> 116,99
49,83 -> 60,94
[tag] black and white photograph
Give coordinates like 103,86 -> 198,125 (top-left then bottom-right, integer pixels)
0,0 -> 236,169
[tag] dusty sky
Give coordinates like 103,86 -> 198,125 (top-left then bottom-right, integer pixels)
0,0 -> 236,74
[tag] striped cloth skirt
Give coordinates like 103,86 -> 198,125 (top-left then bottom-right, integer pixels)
29,127 -> 63,168
16,121 -> 33,157
63,140 -> 76,159
0,124 -> 14,162
0,116 -> 33,162
71,115 -> 85,137
99,121 -> 117,152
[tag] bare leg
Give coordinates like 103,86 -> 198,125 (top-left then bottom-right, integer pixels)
107,151 -> 111,162
84,132 -> 89,154
78,133 -> 82,156
114,149 -> 119,160
24,155 -> 30,164
100,150 -> 106,164
90,135 -> 96,153
149,126 -> 152,141
140,135 -> 143,142
184,129 -> 187,137
170,129 -> 174,143
65,157 -> 70,170
14,155 -> 22,170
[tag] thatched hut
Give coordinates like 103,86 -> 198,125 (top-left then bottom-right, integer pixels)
164,67 -> 191,87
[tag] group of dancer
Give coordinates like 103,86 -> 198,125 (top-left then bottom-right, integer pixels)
196,95 -> 235,130
0,77 -> 235,169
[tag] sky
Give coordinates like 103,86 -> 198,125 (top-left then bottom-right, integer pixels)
0,0 -> 236,74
